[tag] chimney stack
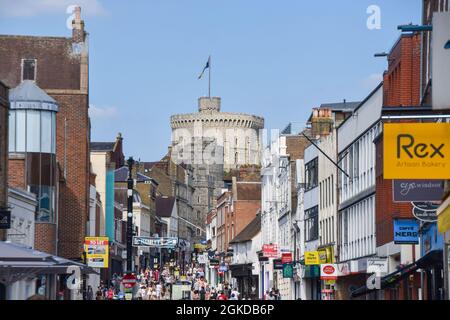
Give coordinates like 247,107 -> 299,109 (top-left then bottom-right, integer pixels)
72,6 -> 85,42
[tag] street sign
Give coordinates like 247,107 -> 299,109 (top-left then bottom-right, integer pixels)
122,273 -> 137,289
320,264 -> 338,280
0,209 -> 11,229
132,236 -> 178,248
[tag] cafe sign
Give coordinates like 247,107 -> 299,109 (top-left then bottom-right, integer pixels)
384,123 -> 450,179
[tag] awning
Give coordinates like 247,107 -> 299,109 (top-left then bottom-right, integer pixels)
0,242 -> 98,285
351,250 -> 443,298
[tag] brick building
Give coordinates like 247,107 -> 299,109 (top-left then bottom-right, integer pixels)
215,176 -> 261,284
0,81 -> 8,242
374,32 -> 426,300
0,6 -> 90,259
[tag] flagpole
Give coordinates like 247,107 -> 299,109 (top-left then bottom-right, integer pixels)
208,55 -> 211,99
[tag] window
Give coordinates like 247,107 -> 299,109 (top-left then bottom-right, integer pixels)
22,59 -> 36,81
304,206 -> 319,242
305,158 -> 318,190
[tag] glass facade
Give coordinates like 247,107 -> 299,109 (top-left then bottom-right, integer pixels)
9,109 -> 56,154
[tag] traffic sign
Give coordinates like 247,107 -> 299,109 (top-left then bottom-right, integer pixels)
122,273 -> 137,289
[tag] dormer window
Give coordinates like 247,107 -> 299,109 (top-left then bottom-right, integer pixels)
22,59 -> 36,81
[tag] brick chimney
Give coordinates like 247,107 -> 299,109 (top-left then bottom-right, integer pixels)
310,108 -> 333,137
72,6 -> 85,43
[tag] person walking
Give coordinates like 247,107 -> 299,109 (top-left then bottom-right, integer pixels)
156,282 -> 162,300
217,291 -> 228,300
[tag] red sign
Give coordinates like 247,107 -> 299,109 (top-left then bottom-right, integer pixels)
281,252 -> 293,264
320,264 -> 338,280
262,244 -> 279,258
122,273 -> 137,289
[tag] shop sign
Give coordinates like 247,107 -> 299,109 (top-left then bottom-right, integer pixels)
283,263 -> 294,279
412,202 -> 439,223
383,123 -> 450,179
304,251 -> 320,265
84,237 -> 109,268
0,209 -> 11,229
337,263 -> 350,277
367,258 -> 388,274
262,244 -> 279,258
318,246 -> 334,264
197,253 -> 207,264
273,259 -> 284,270
209,259 -> 220,266
281,252 -> 293,264
393,180 -> 444,202
133,236 -> 178,248
437,197 -> 450,234
394,219 -> 419,244
320,264 -> 338,280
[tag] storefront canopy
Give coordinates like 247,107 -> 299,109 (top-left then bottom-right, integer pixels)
350,250 -> 443,298
0,242 -> 98,286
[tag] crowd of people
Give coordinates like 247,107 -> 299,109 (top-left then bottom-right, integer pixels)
90,265 -> 281,300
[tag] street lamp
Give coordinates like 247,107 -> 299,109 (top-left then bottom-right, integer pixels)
126,157 -> 135,274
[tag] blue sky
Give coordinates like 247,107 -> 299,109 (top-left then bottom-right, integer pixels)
0,0 -> 421,161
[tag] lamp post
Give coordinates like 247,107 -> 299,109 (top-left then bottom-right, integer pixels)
126,157 -> 135,273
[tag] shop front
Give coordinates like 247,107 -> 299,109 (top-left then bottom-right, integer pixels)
230,263 -> 258,299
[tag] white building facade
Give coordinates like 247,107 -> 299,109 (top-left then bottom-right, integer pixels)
335,84 -> 383,299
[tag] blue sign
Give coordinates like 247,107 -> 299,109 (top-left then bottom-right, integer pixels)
394,219 -> 419,244
421,222 -> 444,256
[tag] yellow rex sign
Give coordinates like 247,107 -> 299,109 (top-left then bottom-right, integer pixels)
384,123 -> 450,179
304,251 -> 320,265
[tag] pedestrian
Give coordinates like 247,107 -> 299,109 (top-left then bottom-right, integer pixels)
95,289 -> 103,300
192,290 -> 200,300
199,286 -> 206,300
217,291 -> 228,300
156,282 -> 162,300
107,287 -> 114,300
231,287 -> 239,300
87,285 -> 94,300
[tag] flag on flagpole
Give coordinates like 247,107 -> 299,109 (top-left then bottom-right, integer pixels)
198,56 -> 211,80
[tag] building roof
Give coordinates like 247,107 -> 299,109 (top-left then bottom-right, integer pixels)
156,196 -> 176,218
229,213 -> 261,244
114,166 -> 153,183
9,80 -> 59,112
319,101 -> 360,111
90,142 -> 116,152
236,182 -> 261,201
